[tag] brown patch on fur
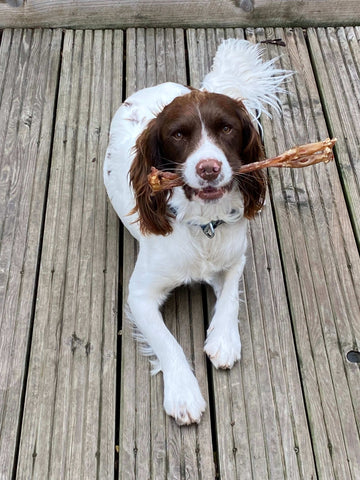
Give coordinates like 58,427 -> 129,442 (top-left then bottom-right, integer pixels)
130,90 -> 266,235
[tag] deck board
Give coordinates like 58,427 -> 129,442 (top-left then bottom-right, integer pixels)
1,0 -> 360,29
0,25 -> 359,480
252,26 -> 360,479
307,27 -> 360,246
15,30 -> 121,479
0,29 -> 62,479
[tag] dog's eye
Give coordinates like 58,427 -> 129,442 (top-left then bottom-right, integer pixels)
222,125 -> 232,134
172,131 -> 184,140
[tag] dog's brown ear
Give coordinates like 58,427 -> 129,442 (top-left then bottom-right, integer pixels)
236,102 -> 267,218
129,119 -> 173,235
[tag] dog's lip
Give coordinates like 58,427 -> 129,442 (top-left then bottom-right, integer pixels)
185,181 -> 233,200
196,186 -> 225,200
182,180 -> 233,201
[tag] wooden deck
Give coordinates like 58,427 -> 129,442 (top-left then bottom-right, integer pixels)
0,25 -> 360,480
1,0 -> 360,29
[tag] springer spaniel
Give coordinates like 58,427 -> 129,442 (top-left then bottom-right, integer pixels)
104,39 -> 289,425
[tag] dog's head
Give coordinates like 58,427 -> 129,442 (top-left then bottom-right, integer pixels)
130,90 -> 266,235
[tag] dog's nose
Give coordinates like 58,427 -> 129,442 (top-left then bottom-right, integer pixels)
196,159 -> 222,181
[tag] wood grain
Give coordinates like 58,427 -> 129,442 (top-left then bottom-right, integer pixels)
16,29 -> 121,479
307,27 -> 360,245
0,29 -> 62,479
1,23 -> 359,479
251,26 -> 360,480
0,0 -> 359,29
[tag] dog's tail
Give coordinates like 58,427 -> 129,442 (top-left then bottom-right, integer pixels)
201,38 -> 292,124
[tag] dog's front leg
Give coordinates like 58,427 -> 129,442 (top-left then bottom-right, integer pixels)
204,255 -> 246,369
128,267 -> 206,425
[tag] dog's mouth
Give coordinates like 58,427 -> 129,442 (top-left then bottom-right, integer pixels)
183,182 -> 233,201
196,186 -> 226,200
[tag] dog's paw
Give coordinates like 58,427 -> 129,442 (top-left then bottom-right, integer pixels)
163,370 -> 206,425
204,325 -> 241,369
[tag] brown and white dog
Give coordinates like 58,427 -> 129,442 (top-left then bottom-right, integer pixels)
104,39 -> 289,425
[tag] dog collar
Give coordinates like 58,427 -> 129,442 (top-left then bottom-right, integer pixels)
200,219 -> 225,238
168,207 -> 233,239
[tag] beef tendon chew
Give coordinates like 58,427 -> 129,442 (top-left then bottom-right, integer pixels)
147,167 -> 184,193
238,137 -> 337,174
147,138 -> 337,193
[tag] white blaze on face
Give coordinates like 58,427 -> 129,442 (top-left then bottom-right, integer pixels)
182,127 -> 233,190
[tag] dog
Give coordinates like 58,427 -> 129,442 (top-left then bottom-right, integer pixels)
104,39 -> 289,425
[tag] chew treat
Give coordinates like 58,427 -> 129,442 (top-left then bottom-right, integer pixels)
238,138 -> 337,174
147,138 -> 337,193
148,167 -> 184,192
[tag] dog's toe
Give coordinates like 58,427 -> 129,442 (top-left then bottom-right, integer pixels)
204,327 -> 241,369
163,370 -> 206,425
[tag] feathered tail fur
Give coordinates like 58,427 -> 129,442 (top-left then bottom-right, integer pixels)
201,38 -> 292,125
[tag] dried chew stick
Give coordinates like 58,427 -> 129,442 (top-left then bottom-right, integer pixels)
148,168 -> 184,192
238,137 -> 337,174
147,138 -> 337,193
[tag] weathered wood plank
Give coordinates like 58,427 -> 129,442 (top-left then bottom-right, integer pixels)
16,29 -> 121,479
307,27 -> 360,246
0,29 -> 62,479
187,28 -> 316,479
118,27 -> 216,480
250,26 -> 360,480
0,0 -> 360,29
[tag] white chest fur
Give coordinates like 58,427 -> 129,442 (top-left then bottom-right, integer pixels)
136,218 -> 248,289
